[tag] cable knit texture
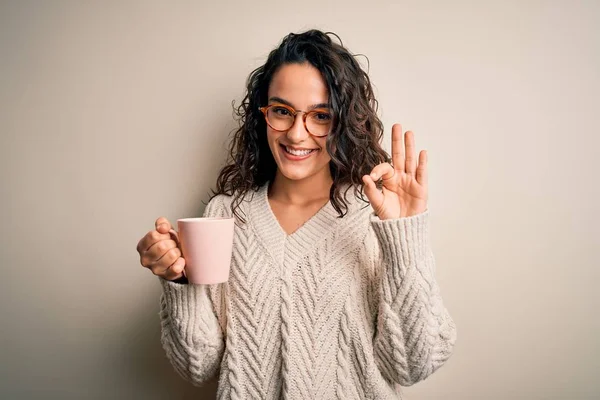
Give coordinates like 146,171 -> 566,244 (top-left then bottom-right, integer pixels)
159,184 -> 457,399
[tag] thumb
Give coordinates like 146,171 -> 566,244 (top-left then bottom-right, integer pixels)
155,217 -> 172,233
362,175 -> 383,213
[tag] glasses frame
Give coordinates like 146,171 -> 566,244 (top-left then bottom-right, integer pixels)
258,103 -> 333,137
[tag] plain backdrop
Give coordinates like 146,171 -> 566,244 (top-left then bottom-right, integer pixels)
1,1 -> 598,399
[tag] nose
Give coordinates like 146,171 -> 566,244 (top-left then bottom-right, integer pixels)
285,113 -> 310,143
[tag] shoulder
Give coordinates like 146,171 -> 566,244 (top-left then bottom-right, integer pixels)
202,194 -> 234,218
202,186 -> 265,219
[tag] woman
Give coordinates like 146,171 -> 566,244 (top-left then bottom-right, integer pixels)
136,30 -> 456,399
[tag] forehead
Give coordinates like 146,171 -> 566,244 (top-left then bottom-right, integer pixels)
268,63 -> 329,106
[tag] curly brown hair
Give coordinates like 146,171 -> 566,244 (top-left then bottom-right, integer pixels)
213,29 -> 390,222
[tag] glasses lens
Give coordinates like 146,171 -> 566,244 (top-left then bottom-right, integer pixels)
306,110 -> 332,137
267,106 -> 294,131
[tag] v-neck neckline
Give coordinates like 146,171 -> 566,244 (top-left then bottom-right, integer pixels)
249,183 -> 340,264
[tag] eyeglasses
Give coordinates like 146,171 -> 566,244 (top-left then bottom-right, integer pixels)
259,103 -> 333,137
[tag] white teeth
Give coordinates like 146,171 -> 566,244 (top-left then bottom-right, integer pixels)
285,146 -> 315,156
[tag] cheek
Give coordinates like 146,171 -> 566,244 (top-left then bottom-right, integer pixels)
266,129 -> 280,146
317,140 -> 331,161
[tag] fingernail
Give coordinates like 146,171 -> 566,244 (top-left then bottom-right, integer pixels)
371,173 -> 377,179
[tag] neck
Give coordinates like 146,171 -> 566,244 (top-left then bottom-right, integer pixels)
269,168 -> 333,206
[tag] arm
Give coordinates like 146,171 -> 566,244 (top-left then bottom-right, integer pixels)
158,196 -> 229,386
370,210 -> 457,386
159,280 -> 225,386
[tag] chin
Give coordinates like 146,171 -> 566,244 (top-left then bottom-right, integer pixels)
278,160 -> 333,182
270,143 -> 331,183
278,167 -> 315,181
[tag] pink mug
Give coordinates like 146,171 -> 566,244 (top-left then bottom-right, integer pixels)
169,217 -> 234,284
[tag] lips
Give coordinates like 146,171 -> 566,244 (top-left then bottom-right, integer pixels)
284,145 -> 317,156
280,144 -> 319,160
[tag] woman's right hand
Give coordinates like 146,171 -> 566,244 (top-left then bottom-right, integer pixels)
136,217 -> 186,281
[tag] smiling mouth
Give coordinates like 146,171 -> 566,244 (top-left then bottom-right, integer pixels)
281,145 -> 319,156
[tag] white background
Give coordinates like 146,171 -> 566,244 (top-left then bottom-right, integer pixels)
1,1 -> 598,398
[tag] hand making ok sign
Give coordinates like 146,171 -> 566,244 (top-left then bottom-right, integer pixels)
362,124 -> 429,219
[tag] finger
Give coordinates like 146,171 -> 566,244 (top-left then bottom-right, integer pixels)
416,150 -> 428,186
138,229 -> 172,255
369,163 -> 395,181
362,174 -> 384,214
150,246 -> 182,276
163,257 -> 186,281
404,130 -> 417,177
168,229 -> 181,248
141,237 -> 177,268
148,239 -> 179,262
391,124 -> 405,173
155,217 -> 172,234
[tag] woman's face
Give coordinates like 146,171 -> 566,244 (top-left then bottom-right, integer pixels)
266,63 -> 332,184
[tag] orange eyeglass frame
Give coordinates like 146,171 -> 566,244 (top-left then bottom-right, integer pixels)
258,103 -> 333,137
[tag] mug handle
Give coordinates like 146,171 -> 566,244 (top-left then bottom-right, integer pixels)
168,228 -> 180,246
168,228 -> 186,278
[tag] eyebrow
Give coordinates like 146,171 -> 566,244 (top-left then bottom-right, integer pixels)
268,96 -> 329,110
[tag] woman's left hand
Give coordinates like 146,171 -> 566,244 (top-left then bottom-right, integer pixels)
362,123 -> 428,219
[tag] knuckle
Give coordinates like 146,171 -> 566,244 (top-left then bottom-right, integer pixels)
151,263 -> 166,277
157,240 -> 170,253
169,259 -> 181,273
171,247 -> 182,258
166,263 -> 179,276
165,249 -> 179,264
149,264 -> 160,276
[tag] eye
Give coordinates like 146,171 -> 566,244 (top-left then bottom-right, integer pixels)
272,106 -> 292,117
310,111 -> 332,123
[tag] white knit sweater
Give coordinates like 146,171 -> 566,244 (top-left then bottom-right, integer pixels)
159,184 -> 457,399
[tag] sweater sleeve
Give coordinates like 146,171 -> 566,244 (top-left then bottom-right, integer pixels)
369,210 -> 457,386
158,196 -> 229,386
